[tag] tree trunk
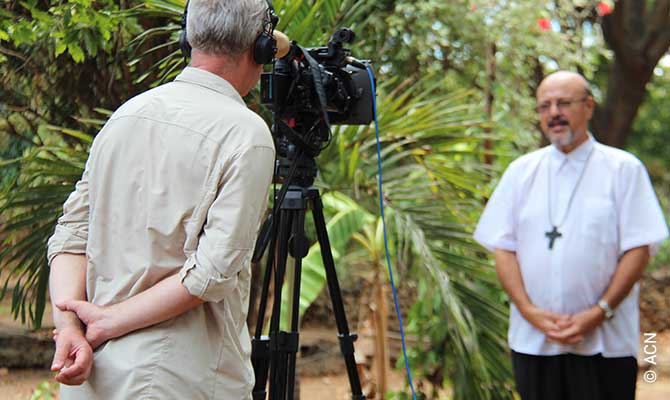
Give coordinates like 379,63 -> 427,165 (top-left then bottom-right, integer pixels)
592,62 -> 652,148
592,0 -> 670,148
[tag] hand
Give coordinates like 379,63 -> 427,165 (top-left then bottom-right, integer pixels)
57,300 -> 121,349
546,306 -> 605,345
520,304 -> 573,335
51,326 -> 93,386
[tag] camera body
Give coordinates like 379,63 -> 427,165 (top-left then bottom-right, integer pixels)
260,28 -> 374,158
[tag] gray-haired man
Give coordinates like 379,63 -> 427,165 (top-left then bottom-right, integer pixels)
48,1 -> 276,398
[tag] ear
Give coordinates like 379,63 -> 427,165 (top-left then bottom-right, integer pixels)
244,46 -> 258,66
585,96 -> 596,118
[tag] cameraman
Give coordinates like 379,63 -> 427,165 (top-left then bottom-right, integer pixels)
46,1 -> 275,399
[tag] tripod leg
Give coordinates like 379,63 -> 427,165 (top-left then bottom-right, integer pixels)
252,214 -> 280,400
309,189 -> 366,400
286,206 -> 308,400
268,188 -> 309,400
268,207 -> 293,400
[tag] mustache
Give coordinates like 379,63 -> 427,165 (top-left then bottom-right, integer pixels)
548,117 -> 569,128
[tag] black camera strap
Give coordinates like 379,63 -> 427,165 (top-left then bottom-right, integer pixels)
298,45 -> 330,128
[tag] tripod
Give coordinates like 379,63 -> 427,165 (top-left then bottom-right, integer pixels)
250,154 -> 365,400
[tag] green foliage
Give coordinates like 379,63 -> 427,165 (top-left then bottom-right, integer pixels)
10,0 -> 118,61
30,380 -> 59,400
279,192 -> 375,329
628,65 -> 670,177
0,0 -> 166,162
649,223 -> 670,271
0,0 -> 174,329
0,0 -> 516,396
626,63 -> 670,271
5,0 -> 667,398
354,0 -> 609,151
0,129 -> 91,328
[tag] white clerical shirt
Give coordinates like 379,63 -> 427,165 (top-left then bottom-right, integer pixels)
474,135 -> 668,357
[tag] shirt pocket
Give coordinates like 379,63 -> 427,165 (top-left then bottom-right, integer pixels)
581,197 -> 617,245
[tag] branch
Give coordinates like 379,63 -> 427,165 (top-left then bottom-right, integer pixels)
0,45 -> 28,62
622,0 -> 646,50
601,3 -> 625,57
645,0 -> 670,61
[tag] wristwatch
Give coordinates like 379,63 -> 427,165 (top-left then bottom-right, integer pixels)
597,299 -> 614,319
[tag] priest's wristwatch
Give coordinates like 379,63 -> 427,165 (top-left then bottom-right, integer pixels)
597,299 -> 614,319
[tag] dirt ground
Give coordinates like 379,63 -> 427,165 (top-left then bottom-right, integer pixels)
0,362 -> 408,400
1,271 -> 669,399
0,332 -> 668,399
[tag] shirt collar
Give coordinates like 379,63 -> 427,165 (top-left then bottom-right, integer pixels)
174,67 -> 245,106
549,132 -> 595,164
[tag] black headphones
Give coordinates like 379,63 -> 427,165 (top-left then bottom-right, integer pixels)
179,0 -> 278,64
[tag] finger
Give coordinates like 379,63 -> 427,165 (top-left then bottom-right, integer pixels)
58,300 -> 94,325
556,318 -> 573,329
543,310 -> 562,320
565,334 -> 584,344
51,339 -> 70,371
547,325 -> 578,340
56,368 -> 89,386
544,309 -> 570,319
543,320 -> 560,332
557,314 -> 573,322
56,300 -> 85,313
56,346 -> 92,383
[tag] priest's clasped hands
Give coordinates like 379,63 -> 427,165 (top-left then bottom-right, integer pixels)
520,303 -> 606,344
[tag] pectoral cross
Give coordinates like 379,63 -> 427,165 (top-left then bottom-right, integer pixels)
545,226 -> 562,250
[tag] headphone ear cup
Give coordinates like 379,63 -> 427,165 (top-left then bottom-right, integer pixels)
179,0 -> 191,58
179,30 -> 192,58
253,32 -> 277,64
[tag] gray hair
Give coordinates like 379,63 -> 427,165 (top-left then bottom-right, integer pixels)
186,0 -> 268,58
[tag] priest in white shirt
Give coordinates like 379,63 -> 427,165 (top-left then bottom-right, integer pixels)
474,70 -> 668,400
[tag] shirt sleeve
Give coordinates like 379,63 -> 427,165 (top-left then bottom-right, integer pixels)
617,159 -> 669,256
473,162 -> 519,252
179,144 -> 275,302
46,161 -> 91,265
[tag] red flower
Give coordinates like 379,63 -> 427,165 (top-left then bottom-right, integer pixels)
537,18 -> 551,31
597,1 -> 613,16
470,4 -> 477,11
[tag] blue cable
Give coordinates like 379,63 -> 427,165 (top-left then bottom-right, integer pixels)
366,67 -> 417,400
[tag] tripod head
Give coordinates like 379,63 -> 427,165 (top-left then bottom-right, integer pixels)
274,143 -> 318,188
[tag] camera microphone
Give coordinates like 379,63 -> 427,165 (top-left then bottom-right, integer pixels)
273,30 -> 291,58
344,56 -> 367,69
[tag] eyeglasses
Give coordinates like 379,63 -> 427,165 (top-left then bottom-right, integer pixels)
535,97 -> 588,114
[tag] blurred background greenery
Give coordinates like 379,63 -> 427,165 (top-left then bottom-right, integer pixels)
1,1 -> 668,399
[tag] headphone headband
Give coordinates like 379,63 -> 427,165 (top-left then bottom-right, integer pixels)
180,0 -> 278,64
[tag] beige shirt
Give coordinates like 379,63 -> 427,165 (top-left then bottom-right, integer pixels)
47,67 -> 275,399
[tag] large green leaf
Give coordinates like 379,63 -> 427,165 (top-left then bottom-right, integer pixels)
279,191 -> 374,329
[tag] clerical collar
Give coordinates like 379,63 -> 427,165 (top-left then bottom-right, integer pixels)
549,133 -> 595,163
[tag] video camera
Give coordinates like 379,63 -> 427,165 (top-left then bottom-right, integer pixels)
260,28 -> 375,159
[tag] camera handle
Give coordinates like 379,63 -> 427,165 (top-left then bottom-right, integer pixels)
251,184 -> 365,400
